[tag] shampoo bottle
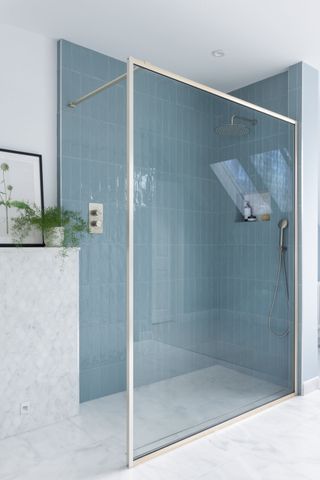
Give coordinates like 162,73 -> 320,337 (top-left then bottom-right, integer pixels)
244,200 -> 251,221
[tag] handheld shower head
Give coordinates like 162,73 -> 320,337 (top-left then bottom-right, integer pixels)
278,218 -> 288,249
269,218 -> 290,337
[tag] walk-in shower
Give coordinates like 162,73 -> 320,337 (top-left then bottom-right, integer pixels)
59,42 -> 297,468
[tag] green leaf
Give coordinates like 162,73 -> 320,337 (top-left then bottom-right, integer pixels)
11,204 -> 88,250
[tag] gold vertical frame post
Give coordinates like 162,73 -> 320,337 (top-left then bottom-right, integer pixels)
126,56 -> 134,468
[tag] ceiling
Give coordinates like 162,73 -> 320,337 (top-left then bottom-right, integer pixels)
1,0 -> 319,91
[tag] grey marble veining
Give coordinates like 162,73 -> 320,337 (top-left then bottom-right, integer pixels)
2,364 -> 319,479
0,248 -> 79,440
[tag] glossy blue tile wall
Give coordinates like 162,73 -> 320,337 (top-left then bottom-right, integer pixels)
232,71 -> 289,116
133,71 -> 221,381
215,72 -> 295,383
58,40 -> 127,402
134,68 -> 295,387
59,39 -> 296,402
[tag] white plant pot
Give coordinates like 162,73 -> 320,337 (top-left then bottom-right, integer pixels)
44,227 -> 65,247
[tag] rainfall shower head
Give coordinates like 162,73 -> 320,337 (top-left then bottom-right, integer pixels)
215,123 -> 250,137
215,114 -> 257,137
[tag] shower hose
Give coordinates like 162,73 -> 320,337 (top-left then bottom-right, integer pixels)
268,246 -> 290,337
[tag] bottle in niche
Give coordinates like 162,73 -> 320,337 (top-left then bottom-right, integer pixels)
243,200 -> 251,221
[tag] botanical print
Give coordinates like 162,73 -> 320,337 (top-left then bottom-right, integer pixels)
0,149 -> 43,245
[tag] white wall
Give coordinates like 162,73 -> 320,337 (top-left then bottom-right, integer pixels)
298,63 -> 319,386
0,25 -> 57,206
286,62 -> 320,392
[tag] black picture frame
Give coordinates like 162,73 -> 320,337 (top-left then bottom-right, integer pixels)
0,148 -> 44,247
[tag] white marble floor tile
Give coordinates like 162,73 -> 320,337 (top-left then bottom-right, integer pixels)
198,459 -> 312,480
70,394 -> 126,445
7,443 -> 115,480
2,375 -> 320,479
19,419 -> 96,460
0,435 -> 40,479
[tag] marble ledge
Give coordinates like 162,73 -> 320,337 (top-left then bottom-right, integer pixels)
0,247 -> 80,251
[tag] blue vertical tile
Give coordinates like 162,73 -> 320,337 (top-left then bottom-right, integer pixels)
60,39 -> 295,405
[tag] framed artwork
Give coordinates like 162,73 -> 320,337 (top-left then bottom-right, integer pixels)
0,148 -> 44,246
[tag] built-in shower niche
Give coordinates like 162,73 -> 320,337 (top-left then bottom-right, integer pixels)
210,160 -> 272,222
242,192 -> 271,222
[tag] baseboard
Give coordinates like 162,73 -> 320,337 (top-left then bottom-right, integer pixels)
301,376 -> 320,395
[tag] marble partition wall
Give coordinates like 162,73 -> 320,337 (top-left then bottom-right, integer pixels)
0,248 -> 79,439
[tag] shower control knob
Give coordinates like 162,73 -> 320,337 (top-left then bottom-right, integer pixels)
90,220 -> 102,228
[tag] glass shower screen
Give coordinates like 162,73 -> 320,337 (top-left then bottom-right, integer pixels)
127,59 -> 296,463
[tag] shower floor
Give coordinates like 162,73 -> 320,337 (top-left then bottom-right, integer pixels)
132,363 -> 290,457
1,345 -> 291,479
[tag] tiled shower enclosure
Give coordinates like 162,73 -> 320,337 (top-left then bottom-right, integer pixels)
59,42 -> 297,466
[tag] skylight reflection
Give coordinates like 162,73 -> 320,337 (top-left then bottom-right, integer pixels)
250,149 -> 292,212
210,159 -> 257,213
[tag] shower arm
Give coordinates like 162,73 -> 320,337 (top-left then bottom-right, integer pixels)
68,66 -> 139,108
231,114 -> 257,125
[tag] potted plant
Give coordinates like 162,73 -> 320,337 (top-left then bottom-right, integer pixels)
11,204 -> 88,251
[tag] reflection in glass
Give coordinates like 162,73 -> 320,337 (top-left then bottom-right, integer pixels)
251,149 -> 292,212
132,67 -> 295,460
